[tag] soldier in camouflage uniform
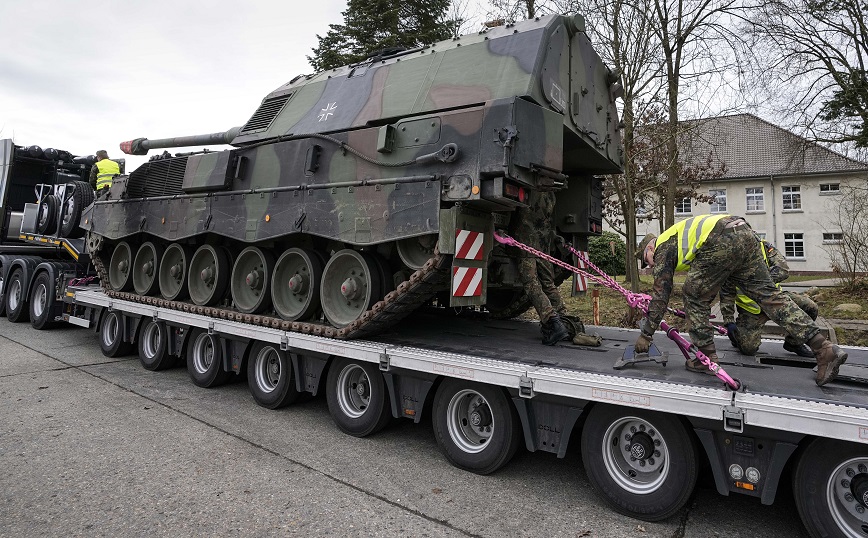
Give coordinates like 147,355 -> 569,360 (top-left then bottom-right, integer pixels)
719,237 -> 818,357
514,190 -> 569,345
635,214 -> 846,386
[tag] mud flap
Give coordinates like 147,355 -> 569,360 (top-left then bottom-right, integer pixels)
438,206 -> 492,307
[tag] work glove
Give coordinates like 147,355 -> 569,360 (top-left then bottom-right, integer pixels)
635,334 -> 652,354
725,323 -> 740,349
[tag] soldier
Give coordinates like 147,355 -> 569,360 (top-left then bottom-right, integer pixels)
720,237 -> 817,357
634,214 -> 846,386
89,150 -> 119,194
514,190 -> 569,345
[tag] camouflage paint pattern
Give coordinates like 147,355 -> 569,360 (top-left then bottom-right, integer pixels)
646,220 -> 821,349
514,190 -> 565,322
731,291 -> 819,355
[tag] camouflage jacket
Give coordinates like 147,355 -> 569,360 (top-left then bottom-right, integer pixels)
719,239 -> 788,320
643,235 -> 679,335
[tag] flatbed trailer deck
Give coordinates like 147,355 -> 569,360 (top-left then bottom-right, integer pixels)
62,286 -> 868,537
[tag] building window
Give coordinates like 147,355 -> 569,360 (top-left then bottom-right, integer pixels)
754,231 -> 767,240
782,186 -> 802,210
819,183 -> 841,195
709,189 -> 727,213
745,187 -> 764,212
784,233 -> 805,258
823,232 -> 844,244
675,197 -> 692,215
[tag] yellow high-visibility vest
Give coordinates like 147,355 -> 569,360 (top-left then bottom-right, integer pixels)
735,242 -> 779,314
656,214 -> 729,271
96,159 -> 120,190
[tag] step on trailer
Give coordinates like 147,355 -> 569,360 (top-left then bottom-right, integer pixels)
32,285 -> 863,537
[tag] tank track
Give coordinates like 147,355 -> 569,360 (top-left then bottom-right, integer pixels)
92,249 -> 450,340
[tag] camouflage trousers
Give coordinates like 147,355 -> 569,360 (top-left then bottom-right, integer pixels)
682,225 -> 820,348
732,292 -> 819,355
519,256 -> 565,323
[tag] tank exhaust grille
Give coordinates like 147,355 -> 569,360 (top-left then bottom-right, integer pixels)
239,94 -> 291,134
127,156 -> 189,198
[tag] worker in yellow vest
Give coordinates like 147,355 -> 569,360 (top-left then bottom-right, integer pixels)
720,237 -> 817,357
634,214 -> 846,386
89,150 -> 120,193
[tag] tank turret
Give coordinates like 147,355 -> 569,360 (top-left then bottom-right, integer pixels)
82,13 -> 624,338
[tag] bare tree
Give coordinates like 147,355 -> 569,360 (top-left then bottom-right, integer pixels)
748,0 -> 868,152
822,182 -> 868,289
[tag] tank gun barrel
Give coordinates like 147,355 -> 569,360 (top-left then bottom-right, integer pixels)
120,126 -> 242,156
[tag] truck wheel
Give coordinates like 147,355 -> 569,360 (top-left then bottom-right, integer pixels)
581,404 -> 698,522
36,195 -> 59,235
432,379 -> 520,474
137,319 -> 174,371
99,310 -> 133,357
186,328 -> 229,388
60,181 -> 93,238
794,438 -> 868,537
5,268 -> 29,323
326,358 -> 391,437
247,341 -> 300,409
29,272 -> 56,330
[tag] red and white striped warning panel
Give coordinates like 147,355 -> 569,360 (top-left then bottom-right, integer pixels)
574,251 -> 589,292
455,230 -> 484,260
452,267 -> 483,297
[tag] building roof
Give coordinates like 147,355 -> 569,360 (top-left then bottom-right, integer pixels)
680,113 -> 868,179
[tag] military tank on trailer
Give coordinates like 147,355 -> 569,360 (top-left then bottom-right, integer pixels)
82,13 -> 623,338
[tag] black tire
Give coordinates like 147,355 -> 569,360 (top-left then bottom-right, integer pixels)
60,181 -> 95,238
432,378 -> 521,474
793,438 -> 868,537
5,268 -> 29,323
36,195 -> 59,235
137,319 -> 175,371
186,328 -> 230,388
28,271 -> 56,330
246,341 -> 300,409
0,264 -> 6,317
581,404 -> 698,522
99,310 -> 133,357
326,358 -> 391,437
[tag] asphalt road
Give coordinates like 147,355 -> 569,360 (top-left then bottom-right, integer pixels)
0,318 -> 810,537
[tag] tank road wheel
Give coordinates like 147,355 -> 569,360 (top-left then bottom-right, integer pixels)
794,438 -> 868,537
186,328 -> 229,388
5,268 -> 29,323
326,358 -> 391,437
158,243 -> 191,300
246,341 -> 300,409
137,318 -> 174,371
320,249 -> 383,328
581,404 -> 698,522
29,271 -> 57,330
108,241 -> 135,291
189,245 -> 230,306
271,248 -> 323,321
36,195 -> 60,235
99,310 -> 133,357
396,234 -> 438,270
132,242 -> 163,296
231,247 -> 275,314
432,379 -> 521,475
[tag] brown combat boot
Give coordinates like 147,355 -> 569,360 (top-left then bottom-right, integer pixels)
808,334 -> 848,386
686,344 -> 719,375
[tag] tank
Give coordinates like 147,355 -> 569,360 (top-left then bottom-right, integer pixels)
80,13 -> 624,338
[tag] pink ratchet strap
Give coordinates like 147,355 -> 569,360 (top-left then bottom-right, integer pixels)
493,232 -> 742,391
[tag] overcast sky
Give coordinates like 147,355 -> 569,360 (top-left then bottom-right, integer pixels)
0,0 -> 394,170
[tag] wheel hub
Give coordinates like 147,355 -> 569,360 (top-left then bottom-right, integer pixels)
629,432 -> 655,461
355,381 -> 369,398
851,473 -> 868,509
143,260 -> 154,277
170,263 -> 182,279
118,260 -> 129,273
246,270 -> 261,289
200,266 -> 214,285
288,274 -> 306,294
469,404 -> 492,428
341,276 -> 362,300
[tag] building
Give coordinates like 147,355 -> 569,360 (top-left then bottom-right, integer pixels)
632,114 -> 868,273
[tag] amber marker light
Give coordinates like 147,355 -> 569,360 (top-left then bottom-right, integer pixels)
265,214 -> 271,222
471,185 -> 480,195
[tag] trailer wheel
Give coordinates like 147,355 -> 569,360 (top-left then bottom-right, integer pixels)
326,358 -> 391,437
794,438 -> 868,537
246,341 -> 300,409
29,272 -> 56,330
137,319 -> 174,371
432,379 -> 521,475
581,405 -> 698,522
6,268 -> 29,323
186,328 -> 229,388
99,310 -> 132,357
